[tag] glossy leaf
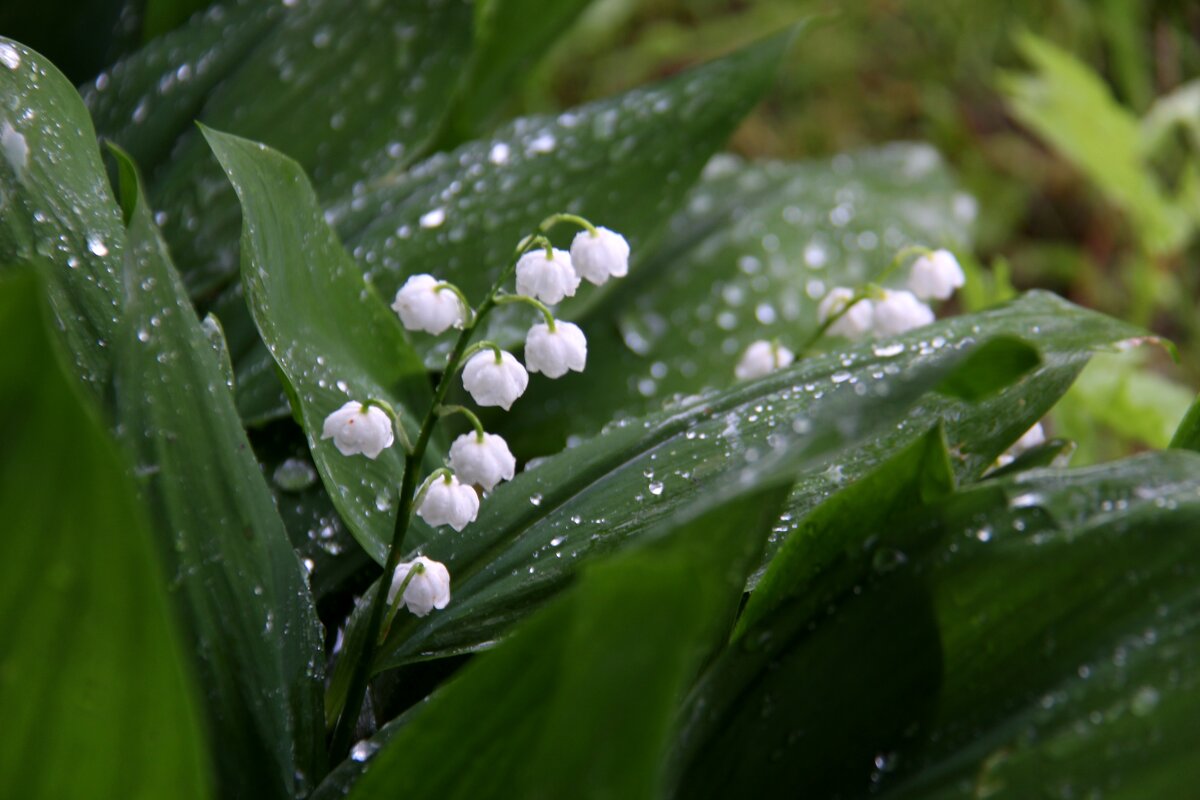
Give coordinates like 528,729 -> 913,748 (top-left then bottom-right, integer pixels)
204,127 -> 437,565
0,37 -> 126,398
151,0 -> 475,295
110,150 -> 324,799
675,450 -> 1200,799
339,487 -> 791,800
368,292 -> 1142,671
503,145 -> 977,452
0,270 -> 211,800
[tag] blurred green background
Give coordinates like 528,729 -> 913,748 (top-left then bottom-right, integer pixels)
6,0 -> 1199,463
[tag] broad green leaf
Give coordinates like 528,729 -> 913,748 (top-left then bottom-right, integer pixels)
204,127 -> 437,565
332,26 -> 799,360
502,145 -> 977,452
152,0 -> 475,295
339,487 -> 791,800
676,451 -> 1200,798
437,0 -> 594,142
879,452 -> 1200,799
110,150 -> 324,799
84,0 -> 281,178
1170,391 -> 1200,453
233,26 -> 799,423
371,292 -> 1139,672
1001,33 -> 1189,254
0,37 -> 126,398
0,270 -> 210,800
142,0 -> 219,42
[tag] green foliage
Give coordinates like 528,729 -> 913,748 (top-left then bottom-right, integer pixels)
0,270 -> 211,800
2,3 -> 1199,799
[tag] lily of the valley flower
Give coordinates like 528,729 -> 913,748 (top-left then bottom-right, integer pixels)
515,248 -> 580,305
321,401 -> 394,459
387,556 -> 451,617
817,287 -> 874,340
462,349 -> 528,410
417,473 -> 480,531
735,339 -> 795,381
391,274 -> 467,334
570,227 -> 630,285
871,289 -> 935,337
524,321 -> 587,378
449,432 -> 516,491
907,249 -> 965,301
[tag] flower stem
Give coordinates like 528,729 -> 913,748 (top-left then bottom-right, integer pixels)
494,293 -> 556,329
437,404 -> 486,439
327,231 -> 537,761
540,212 -> 597,235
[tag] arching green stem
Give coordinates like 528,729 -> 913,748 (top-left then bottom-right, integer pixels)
540,212 -> 597,236
458,340 -> 505,365
363,397 -> 414,452
437,404 -> 485,440
434,282 -> 475,326
495,293 -> 557,330
377,561 -> 425,645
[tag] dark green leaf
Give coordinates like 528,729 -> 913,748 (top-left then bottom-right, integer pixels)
501,145 -> 977,452
110,149 -> 324,799
151,0 -> 474,295
203,127 -> 437,564
1170,391 -> 1200,452
0,270 -> 210,799
340,487 -> 791,800
370,292 -> 1143,671
881,452 -> 1200,799
0,37 -> 126,398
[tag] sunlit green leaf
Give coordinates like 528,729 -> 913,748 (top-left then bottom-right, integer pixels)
0,269 -> 210,800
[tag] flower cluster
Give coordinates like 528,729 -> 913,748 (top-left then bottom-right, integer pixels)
319,216 -> 629,619
735,247 -> 964,381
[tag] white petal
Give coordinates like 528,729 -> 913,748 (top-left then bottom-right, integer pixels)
515,249 -> 580,305
570,227 -> 630,285
462,350 -> 529,410
524,322 -> 587,378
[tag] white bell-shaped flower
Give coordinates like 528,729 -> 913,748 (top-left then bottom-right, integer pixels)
524,321 -> 587,378
907,249 -> 965,301
320,401 -> 394,459
735,340 -> 795,381
462,349 -> 528,410
391,274 -> 467,334
449,432 -> 516,492
417,473 -> 479,532
515,248 -> 580,305
872,289 -> 935,337
817,287 -> 874,339
387,556 -> 451,617
570,227 -> 630,285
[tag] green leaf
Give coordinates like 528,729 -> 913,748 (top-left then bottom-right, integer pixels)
501,145 -> 977,452
149,0 -> 475,295
84,0 -> 281,179
1170,391 -> 1200,453
0,269 -> 211,800
365,292 -> 1140,672
0,37 -> 127,398
110,148 -> 325,799
338,486 -> 791,800
438,0 -> 594,142
1001,33 -> 1189,254
203,127 -> 437,565
329,26 -> 800,362
879,452 -> 1200,799
676,450 -> 1200,799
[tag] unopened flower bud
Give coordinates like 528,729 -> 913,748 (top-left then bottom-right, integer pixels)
515,248 -> 580,305
570,227 -> 630,285
462,349 -> 528,410
524,321 -> 587,378
449,432 -> 516,491
417,473 -> 479,531
735,340 -> 794,381
391,274 -> 467,334
387,556 -> 451,617
320,401 -> 394,459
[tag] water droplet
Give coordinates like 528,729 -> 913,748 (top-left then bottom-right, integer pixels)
488,142 -> 511,165
273,458 -> 318,492
550,536 -> 565,547
87,233 -> 109,257
648,480 -> 664,496
1,122 -> 28,179
420,207 -> 446,228
0,44 -> 20,70
350,740 -> 377,762
1131,686 -> 1160,717
529,493 -> 543,507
